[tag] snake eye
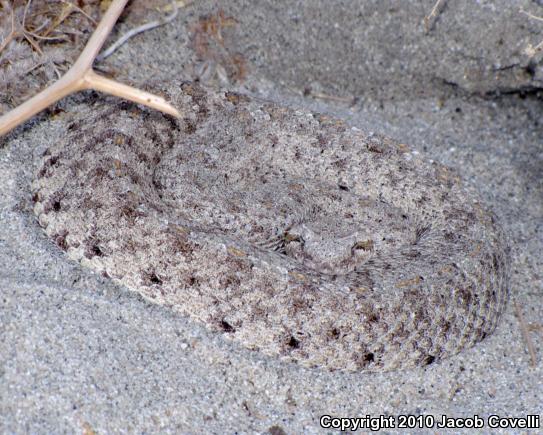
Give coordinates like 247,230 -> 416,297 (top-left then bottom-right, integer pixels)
351,239 -> 374,253
284,231 -> 303,243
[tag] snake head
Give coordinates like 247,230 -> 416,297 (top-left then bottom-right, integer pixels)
283,222 -> 374,274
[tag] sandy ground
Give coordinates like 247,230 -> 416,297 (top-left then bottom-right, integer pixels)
1,1 -> 542,433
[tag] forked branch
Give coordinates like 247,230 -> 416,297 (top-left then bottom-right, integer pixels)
0,0 -> 181,137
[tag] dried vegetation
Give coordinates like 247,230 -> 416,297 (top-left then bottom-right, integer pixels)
191,9 -> 247,85
0,0 -> 100,113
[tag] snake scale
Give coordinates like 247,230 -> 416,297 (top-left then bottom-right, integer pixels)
32,82 -> 510,371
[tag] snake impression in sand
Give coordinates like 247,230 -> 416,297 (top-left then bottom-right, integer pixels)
32,82 -> 510,372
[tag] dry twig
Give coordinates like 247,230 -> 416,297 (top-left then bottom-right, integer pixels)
520,8 -> 543,23
306,89 -> 356,105
0,0 -> 181,137
424,0 -> 447,33
96,0 -> 185,62
60,0 -> 97,25
520,8 -> 543,57
514,300 -> 537,367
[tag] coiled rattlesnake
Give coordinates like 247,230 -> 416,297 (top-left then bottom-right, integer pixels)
32,82 -> 510,371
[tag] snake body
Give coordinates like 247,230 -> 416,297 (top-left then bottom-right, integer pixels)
32,82 -> 509,371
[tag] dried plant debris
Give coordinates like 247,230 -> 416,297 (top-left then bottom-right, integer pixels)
0,0 -> 179,136
520,8 -> 543,58
0,0 -> 100,113
97,1 -> 187,62
423,0 -> 447,33
121,0 -> 185,23
190,9 -> 247,85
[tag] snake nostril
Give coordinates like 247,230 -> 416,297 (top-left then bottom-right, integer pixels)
287,336 -> 301,349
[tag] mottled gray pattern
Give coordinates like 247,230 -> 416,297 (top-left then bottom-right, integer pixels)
32,82 -> 509,371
